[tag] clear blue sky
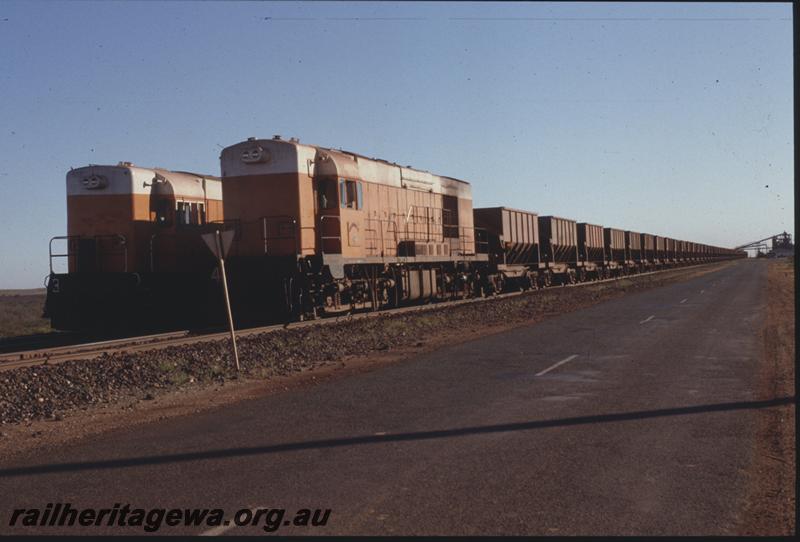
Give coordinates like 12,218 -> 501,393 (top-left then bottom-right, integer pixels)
0,1 -> 793,288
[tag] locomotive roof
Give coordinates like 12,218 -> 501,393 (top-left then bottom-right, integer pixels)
315,145 -> 470,186
67,164 -> 221,199
72,164 -> 219,181
220,137 -> 473,198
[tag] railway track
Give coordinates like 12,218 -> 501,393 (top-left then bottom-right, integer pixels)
0,263 -> 727,372
0,331 -> 83,355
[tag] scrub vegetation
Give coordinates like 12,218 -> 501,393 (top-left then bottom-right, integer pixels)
738,258 -> 795,535
0,290 -> 51,338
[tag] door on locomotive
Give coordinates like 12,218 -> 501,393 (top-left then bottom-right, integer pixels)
315,177 -> 341,254
337,177 -> 364,255
314,176 -> 364,255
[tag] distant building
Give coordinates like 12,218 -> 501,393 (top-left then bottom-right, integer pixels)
767,232 -> 794,258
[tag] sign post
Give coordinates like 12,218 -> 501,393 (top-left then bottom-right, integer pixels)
202,229 -> 239,372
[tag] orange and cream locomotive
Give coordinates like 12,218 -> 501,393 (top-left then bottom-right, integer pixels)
44,163 -> 224,331
43,138 -> 746,332
218,136 -> 488,322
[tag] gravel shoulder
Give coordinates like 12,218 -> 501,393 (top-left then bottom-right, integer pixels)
0,262 -> 733,462
736,259 -> 795,535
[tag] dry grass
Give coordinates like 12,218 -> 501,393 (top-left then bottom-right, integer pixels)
0,293 -> 51,338
738,258 -> 795,535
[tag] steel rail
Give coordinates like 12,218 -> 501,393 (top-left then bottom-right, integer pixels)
0,261 -> 735,372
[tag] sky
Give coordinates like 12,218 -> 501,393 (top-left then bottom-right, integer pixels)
0,1 -> 793,288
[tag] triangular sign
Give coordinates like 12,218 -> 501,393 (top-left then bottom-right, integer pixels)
201,229 -> 236,259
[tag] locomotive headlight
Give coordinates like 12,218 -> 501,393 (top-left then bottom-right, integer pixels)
81,175 -> 108,189
241,146 -> 271,164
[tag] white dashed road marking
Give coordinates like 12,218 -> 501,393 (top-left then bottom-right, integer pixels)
201,522 -> 236,537
201,505 -> 266,536
639,315 -> 655,324
680,298 -> 688,304
536,354 -> 579,377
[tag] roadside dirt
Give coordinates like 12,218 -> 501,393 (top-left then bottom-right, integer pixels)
737,259 -> 795,535
0,262 -> 732,462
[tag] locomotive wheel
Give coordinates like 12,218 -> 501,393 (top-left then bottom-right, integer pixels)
568,271 -> 577,285
578,269 -> 587,283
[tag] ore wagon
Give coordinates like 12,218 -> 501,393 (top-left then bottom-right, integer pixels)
603,227 -> 627,275
538,216 -> 580,284
577,222 -> 606,280
641,233 -> 656,269
473,206 -> 545,290
625,230 -> 643,272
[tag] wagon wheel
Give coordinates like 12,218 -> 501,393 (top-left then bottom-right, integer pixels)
540,270 -> 552,288
477,271 -> 488,298
578,268 -> 587,283
389,268 -> 401,308
568,270 -> 577,284
493,273 -> 506,295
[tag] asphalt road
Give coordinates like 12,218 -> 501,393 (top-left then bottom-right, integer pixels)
0,260 -> 783,535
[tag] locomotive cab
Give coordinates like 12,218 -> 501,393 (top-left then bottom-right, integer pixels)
44,164 -> 223,332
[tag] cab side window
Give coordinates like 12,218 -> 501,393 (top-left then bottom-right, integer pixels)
176,202 -> 191,226
339,179 -> 363,210
175,201 -> 205,226
318,179 -> 338,210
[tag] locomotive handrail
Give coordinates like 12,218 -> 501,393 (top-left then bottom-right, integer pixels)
392,205 -> 449,245
319,215 -> 342,255
49,235 -> 80,274
386,218 -> 398,257
261,215 -> 299,255
150,226 -> 234,271
365,216 -> 405,258
442,208 -> 459,242
474,227 -> 489,255
454,225 -> 480,257
363,218 -> 381,257
359,212 -> 481,260
49,234 -> 127,273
